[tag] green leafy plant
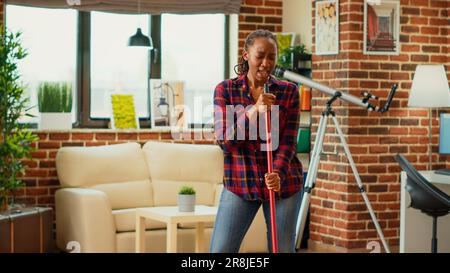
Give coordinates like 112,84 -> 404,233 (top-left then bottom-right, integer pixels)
38,81 -> 72,112
277,44 -> 309,70
0,26 -> 39,210
178,186 -> 196,195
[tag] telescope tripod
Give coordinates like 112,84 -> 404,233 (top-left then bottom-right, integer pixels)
295,93 -> 391,253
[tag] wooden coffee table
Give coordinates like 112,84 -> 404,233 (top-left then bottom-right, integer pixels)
135,205 -> 217,253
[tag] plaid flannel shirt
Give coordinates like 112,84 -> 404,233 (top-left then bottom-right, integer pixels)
214,74 -> 303,201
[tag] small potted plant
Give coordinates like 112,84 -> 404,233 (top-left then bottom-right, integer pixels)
178,186 -> 196,212
37,81 -> 73,130
277,44 -> 311,73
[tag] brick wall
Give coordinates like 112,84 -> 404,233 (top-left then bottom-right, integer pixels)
239,0 -> 283,51
310,0 -> 449,251
1,0 -> 4,24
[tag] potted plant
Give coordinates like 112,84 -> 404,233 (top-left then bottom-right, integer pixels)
38,81 -> 73,130
277,44 -> 311,73
0,27 -> 39,211
177,186 -> 196,212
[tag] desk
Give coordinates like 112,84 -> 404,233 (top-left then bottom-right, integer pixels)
135,205 -> 217,253
400,171 -> 450,253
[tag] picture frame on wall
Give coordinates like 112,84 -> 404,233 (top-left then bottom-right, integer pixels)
315,0 -> 339,55
363,0 -> 400,55
274,32 -> 296,57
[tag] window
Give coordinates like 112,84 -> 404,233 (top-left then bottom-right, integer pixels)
90,12 -> 150,119
161,14 -> 226,126
5,5 -> 77,123
6,5 -> 230,128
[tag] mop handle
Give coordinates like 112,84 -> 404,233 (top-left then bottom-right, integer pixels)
264,83 -> 278,253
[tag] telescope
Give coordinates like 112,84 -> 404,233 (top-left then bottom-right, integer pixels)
273,66 -> 398,253
274,67 -> 397,113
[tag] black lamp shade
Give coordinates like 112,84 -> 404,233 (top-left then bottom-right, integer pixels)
128,28 -> 153,48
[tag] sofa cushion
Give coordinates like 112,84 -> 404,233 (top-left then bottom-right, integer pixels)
113,208 -> 165,232
142,141 -> 223,184
142,141 -> 224,207
56,142 -> 150,188
90,180 -> 153,210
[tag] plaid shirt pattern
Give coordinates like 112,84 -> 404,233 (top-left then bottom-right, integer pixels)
214,74 -> 303,201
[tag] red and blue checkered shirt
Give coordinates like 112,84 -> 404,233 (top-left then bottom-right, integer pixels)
214,74 -> 303,201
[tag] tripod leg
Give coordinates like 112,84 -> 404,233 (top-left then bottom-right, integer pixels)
295,113 -> 328,249
331,115 -> 391,253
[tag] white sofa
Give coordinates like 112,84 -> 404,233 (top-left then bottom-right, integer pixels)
55,141 -> 268,253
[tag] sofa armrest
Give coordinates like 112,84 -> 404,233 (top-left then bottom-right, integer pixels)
56,188 -> 116,253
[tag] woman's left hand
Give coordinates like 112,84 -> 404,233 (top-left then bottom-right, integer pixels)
265,172 -> 281,192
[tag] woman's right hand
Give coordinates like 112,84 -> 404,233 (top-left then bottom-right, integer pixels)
255,93 -> 276,113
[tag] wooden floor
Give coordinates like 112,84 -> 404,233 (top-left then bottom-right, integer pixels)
297,241 -> 399,253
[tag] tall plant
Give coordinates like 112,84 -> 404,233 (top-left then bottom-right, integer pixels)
38,82 -> 72,113
0,26 -> 38,210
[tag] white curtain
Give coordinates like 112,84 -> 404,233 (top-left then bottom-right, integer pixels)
6,0 -> 242,14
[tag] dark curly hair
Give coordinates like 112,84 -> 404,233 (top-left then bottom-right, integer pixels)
234,29 -> 278,76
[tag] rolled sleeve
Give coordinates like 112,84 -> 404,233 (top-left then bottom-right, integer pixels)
214,82 -> 251,152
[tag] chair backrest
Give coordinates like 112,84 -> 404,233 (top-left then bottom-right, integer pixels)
394,154 -> 450,213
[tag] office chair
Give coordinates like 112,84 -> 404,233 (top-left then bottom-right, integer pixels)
394,154 -> 450,253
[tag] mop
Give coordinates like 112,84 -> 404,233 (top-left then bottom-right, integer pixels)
264,83 -> 278,253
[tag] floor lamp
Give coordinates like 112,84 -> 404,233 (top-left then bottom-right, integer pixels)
408,65 -> 450,170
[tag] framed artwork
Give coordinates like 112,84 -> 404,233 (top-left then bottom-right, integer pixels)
149,79 -> 185,129
363,0 -> 400,55
275,32 -> 295,57
315,0 -> 339,55
110,94 -> 139,129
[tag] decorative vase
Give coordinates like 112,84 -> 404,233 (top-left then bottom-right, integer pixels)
177,194 -> 196,212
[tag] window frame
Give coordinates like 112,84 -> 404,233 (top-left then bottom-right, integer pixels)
150,15 -> 229,129
76,11 -> 153,128
6,7 -> 230,129
77,13 -> 229,128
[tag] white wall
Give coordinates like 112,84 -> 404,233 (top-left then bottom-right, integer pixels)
282,0 -> 312,52
229,14 -> 238,78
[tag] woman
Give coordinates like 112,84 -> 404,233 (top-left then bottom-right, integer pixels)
210,29 -> 304,253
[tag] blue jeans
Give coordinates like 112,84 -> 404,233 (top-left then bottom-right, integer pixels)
209,188 -> 302,253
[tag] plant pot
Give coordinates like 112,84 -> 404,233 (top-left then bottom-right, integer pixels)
39,112 -> 72,130
177,194 -> 196,212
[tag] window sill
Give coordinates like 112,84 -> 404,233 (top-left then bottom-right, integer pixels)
30,128 -> 214,133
